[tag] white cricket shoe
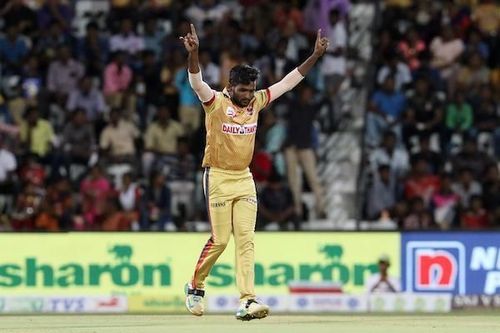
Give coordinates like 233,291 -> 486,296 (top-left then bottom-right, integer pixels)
235,299 -> 270,321
184,283 -> 205,316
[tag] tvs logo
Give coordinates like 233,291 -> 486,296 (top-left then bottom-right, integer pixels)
406,241 -> 466,294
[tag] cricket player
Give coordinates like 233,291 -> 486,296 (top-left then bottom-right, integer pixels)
180,23 -> 329,321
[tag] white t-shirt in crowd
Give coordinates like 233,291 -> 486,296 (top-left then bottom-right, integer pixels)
321,21 -> 347,76
365,273 -> 401,293
110,34 -> 145,55
0,149 -> 17,182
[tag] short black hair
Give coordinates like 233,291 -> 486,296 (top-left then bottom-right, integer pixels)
229,65 -> 260,86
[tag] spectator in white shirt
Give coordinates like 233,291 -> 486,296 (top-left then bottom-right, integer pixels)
430,25 -> 464,81
377,53 -> 412,91
370,131 -> 409,180
110,18 -> 144,56
47,45 -> 85,101
66,76 -> 107,122
322,8 -> 347,95
0,135 -> 17,191
365,255 -> 401,293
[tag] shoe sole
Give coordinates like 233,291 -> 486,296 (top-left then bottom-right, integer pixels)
236,309 -> 269,321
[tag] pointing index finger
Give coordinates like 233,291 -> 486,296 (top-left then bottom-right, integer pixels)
190,23 -> 197,35
317,29 -> 321,40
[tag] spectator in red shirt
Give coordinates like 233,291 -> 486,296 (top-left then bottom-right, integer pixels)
461,195 -> 489,229
398,27 -> 426,71
404,158 -> 440,205
80,164 -> 112,229
250,139 -> 273,189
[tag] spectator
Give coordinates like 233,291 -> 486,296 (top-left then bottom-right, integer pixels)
140,171 -> 172,231
20,107 -> 55,161
445,90 -> 473,139
142,105 -> 185,176
137,50 -> 162,125
365,254 -> 400,293
370,130 -> 409,180
47,45 -> 85,101
404,159 -> 440,205
367,164 -> 396,220
10,178 -> 45,231
452,137 -> 495,178
377,53 -> 412,91
398,27 -> 426,71
469,85 -> 500,157
455,51 -> 490,95
402,196 -> 433,230
322,8 -> 347,95
185,0 -> 231,29
410,134 -> 443,174
35,20 -> 72,65
258,171 -> 298,230
66,77 -> 107,122
452,168 -> 482,207
200,49 -> 221,88
402,76 -> 445,149
61,109 -> 96,169
261,110 -> 286,175
250,139 -> 273,189
118,172 -> 141,231
80,164 -> 112,229
461,195 -> 489,229
99,108 -> 140,165
0,0 -> 37,36
35,176 -> 74,231
37,0 -> 73,31
101,197 -> 131,231
142,17 -> 165,60
283,84 -> 326,218
104,52 -> 132,100
174,65 -> 201,133
109,18 -> 144,56
0,24 -> 29,75
77,21 -> 109,78
429,25 -> 464,82
167,138 -> 196,226
432,173 -> 460,230
464,28 -> 489,62
366,75 -> 406,147
482,164 -> 500,226
0,135 -> 17,199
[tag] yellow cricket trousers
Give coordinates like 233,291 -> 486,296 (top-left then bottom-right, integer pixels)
191,167 -> 257,301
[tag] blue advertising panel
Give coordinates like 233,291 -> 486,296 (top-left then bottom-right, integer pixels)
402,232 -> 500,295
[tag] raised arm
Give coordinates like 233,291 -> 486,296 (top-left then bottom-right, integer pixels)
268,29 -> 329,103
180,24 -> 214,103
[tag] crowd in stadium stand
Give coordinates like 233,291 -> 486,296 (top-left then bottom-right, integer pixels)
364,0 -> 500,229
0,0 -> 347,231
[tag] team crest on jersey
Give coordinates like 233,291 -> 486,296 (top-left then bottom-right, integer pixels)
246,105 -> 254,115
226,106 -> 236,117
222,123 -> 257,135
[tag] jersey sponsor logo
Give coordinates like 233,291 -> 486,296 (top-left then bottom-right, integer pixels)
221,123 -> 257,136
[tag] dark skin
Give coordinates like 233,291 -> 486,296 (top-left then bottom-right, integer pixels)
180,23 -> 328,108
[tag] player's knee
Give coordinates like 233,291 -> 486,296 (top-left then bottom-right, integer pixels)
214,237 -> 230,248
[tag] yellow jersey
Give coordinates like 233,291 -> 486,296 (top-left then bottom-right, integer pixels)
201,88 -> 270,170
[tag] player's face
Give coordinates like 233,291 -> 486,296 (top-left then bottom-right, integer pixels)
229,82 -> 256,107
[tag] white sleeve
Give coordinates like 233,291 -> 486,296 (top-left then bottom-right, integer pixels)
268,68 -> 304,103
188,70 -> 215,103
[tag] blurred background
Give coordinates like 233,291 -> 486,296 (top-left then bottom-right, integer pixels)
0,0 -> 498,316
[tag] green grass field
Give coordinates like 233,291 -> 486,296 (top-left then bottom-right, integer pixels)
1,314 -> 500,333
